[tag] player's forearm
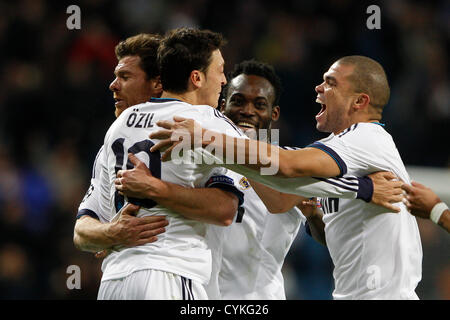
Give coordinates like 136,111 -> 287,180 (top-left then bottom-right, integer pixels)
152,182 -> 238,226
249,178 -> 302,213
224,166 -> 367,203
303,208 -> 327,246
202,133 -> 282,175
74,216 -> 116,253
203,133 -> 339,178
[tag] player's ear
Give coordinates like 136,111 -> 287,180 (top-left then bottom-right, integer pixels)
152,76 -> 163,96
271,105 -> 280,121
190,70 -> 203,89
354,93 -> 370,110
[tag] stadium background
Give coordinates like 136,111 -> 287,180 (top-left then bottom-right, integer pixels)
0,0 -> 448,299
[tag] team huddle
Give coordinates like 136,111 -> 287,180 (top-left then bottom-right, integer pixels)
74,28 -> 429,300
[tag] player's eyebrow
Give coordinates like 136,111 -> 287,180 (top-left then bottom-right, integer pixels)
230,92 -> 245,99
230,92 -> 268,102
115,70 -> 132,77
324,74 -> 337,85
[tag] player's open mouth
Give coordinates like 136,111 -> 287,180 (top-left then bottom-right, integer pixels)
237,121 -> 256,129
114,98 -> 123,105
315,99 -> 326,119
318,104 -> 326,115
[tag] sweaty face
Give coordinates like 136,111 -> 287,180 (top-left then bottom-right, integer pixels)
109,56 -> 156,117
198,49 -> 227,108
314,62 -> 357,134
222,74 -> 279,135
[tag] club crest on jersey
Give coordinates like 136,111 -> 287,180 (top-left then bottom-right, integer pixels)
239,177 -> 250,190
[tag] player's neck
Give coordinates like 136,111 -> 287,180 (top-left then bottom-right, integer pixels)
333,118 -> 383,134
161,90 -> 198,105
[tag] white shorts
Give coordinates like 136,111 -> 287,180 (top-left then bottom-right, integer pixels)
97,269 -> 208,300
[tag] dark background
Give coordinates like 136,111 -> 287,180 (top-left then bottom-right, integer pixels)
0,0 -> 448,299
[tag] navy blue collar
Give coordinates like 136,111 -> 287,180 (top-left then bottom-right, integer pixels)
149,97 -> 181,103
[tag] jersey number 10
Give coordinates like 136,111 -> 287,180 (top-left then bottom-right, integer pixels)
112,138 -> 161,212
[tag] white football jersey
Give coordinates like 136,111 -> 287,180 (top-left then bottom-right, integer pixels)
98,98 -> 244,285
211,168 -> 376,299
218,171 -> 305,300
310,122 -> 422,300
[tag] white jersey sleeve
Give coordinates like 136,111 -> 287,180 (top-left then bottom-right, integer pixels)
225,145 -> 373,201
76,146 -> 110,223
217,170 -> 305,300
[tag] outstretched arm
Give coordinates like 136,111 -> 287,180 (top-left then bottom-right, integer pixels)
403,181 -> 450,233
149,117 -> 341,178
249,171 -> 403,213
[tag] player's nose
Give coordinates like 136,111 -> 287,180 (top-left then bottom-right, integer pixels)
241,103 -> 256,115
221,73 -> 227,86
315,82 -> 324,93
110,77 -> 120,91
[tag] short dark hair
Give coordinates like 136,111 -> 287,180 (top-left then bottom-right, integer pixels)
158,28 -> 226,93
223,59 -> 283,106
337,55 -> 390,110
115,33 -> 161,79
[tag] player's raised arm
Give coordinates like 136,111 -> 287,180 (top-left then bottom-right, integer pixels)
150,116 -> 341,178
249,171 -> 403,214
150,118 -> 404,213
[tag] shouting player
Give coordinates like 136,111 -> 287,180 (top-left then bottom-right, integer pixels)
150,55 -> 422,299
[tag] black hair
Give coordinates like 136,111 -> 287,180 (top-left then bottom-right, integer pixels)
158,28 -> 226,93
222,59 -> 283,106
115,33 -> 161,79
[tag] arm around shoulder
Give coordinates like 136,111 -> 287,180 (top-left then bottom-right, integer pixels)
277,147 -> 341,178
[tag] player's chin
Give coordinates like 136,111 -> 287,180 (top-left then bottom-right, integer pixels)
209,98 -> 219,108
115,105 -> 128,117
315,121 -> 327,132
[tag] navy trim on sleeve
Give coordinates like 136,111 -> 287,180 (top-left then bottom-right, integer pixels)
76,209 -> 100,220
307,142 -> 347,177
205,175 -> 244,206
313,177 -> 358,192
356,176 -> 374,202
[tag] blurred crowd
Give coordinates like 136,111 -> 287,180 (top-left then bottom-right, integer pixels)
0,0 -> 448,299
